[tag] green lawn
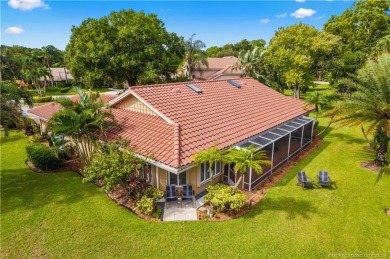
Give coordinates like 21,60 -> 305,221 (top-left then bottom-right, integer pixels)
1,121 -> 389,258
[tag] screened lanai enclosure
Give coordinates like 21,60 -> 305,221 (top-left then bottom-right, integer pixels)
222,116 -> 315,191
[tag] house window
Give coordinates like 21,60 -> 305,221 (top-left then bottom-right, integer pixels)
167,171 -> 188,186
200,161 -> 223,184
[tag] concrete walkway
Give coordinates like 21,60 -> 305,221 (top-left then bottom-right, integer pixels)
163,197 -> 205,222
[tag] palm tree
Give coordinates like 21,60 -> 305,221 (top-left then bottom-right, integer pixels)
0,81 -> 33,137
233,47 -> 266,79
41,46 -> 54,87
48,87 -> 115,166
192,144 -> 227,185
305,91 -> 330,122
226,145 -> 270,194
184,34 -> 208,80
37,66 -> 50,96
328,53 -> 390,166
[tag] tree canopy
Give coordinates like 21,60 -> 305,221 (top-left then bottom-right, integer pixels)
65,9 -> 185,87
264,23 -> 341,97
324,0 -> 390,80
206,39 -> 266,58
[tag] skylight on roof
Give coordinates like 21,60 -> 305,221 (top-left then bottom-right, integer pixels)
228,80 -> 241,88
187,84 -> 202,93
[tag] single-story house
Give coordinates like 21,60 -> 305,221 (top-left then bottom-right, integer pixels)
29,78 -> 314,193
185,56 -> 243,81
39,68 -> 74,84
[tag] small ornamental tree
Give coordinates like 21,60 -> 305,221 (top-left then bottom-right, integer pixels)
48,87 -> 114,167
226,145 -> 271,194
82,138 -> 147,194
192,144 -> 227,185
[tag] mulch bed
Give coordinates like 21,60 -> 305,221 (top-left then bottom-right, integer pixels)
361,161 -> 381,173
199,136 -> 324,221
104,185 -> 161,222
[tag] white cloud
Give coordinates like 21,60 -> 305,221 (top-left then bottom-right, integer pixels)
296,0 -> 306,2
276,13 -> 287,18
260,19 -> 269,24
5,26 -> 25,34
291,8 -> 316,18
315,15 -> 325,20
8,0 -> 49,11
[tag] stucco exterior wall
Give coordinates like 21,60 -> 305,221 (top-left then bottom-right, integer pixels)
152,164 -> 223,196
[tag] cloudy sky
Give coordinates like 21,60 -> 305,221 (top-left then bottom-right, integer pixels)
1,0 -> 352,50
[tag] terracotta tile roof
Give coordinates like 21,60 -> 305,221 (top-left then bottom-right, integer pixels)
200,56 -> 239,70
101,109 -> 178,167
112,78 -> 308,168
28,93 -> 117,120
193,57 -> 242,80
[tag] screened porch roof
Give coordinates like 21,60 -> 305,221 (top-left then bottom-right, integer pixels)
237,116 -> 314,149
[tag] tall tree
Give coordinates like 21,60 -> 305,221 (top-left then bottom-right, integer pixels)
0,81 -> 33,137
265,23 -> 340,98
184,34 -> 208,80
226,146 -> 270,194
327,53 -> 390,166
48,88 -> 114,166
324,0 -> 390,80
65,10 -> 185,87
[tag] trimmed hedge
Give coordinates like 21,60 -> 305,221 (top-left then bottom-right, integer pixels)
33,96 -> 53,103
26,143 -> 62,170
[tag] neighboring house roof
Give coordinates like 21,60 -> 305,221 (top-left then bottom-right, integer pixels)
193,56 -> 243,80
39,68 -> 74,82
28,94 -> 117,120
107,78 -> 308,169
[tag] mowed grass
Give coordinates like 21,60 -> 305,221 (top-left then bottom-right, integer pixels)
1,121 -> 389,258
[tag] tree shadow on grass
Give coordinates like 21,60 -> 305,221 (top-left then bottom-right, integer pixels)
325,132 -> 366,145
248,196 -> 317,220
1,168 -> 102,215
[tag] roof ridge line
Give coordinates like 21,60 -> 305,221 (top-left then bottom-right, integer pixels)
173,123 -> 181,168
109,89 -> 175,125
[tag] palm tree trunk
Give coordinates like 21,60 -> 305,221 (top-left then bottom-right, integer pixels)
47,61 -> 54,87
231,174 -> 243,195
375,140 -> 388,166
64,67 -> 68,83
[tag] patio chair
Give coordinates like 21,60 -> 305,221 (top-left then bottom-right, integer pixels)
182,185 -> 196,208
165,185 -> 178,208
297,171 -> 314,189
318,171 -> 332,188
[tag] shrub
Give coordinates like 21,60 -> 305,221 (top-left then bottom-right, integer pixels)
144,186 -> 164,199
46,86 -> 60,92
60,87 -> 70,93
26,143 -> 62,170
23,118 -> 40,136
204,184 -> 247,213
137,196 -> 154,215
33,96 -> 53,103
28,133 -> 43,143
